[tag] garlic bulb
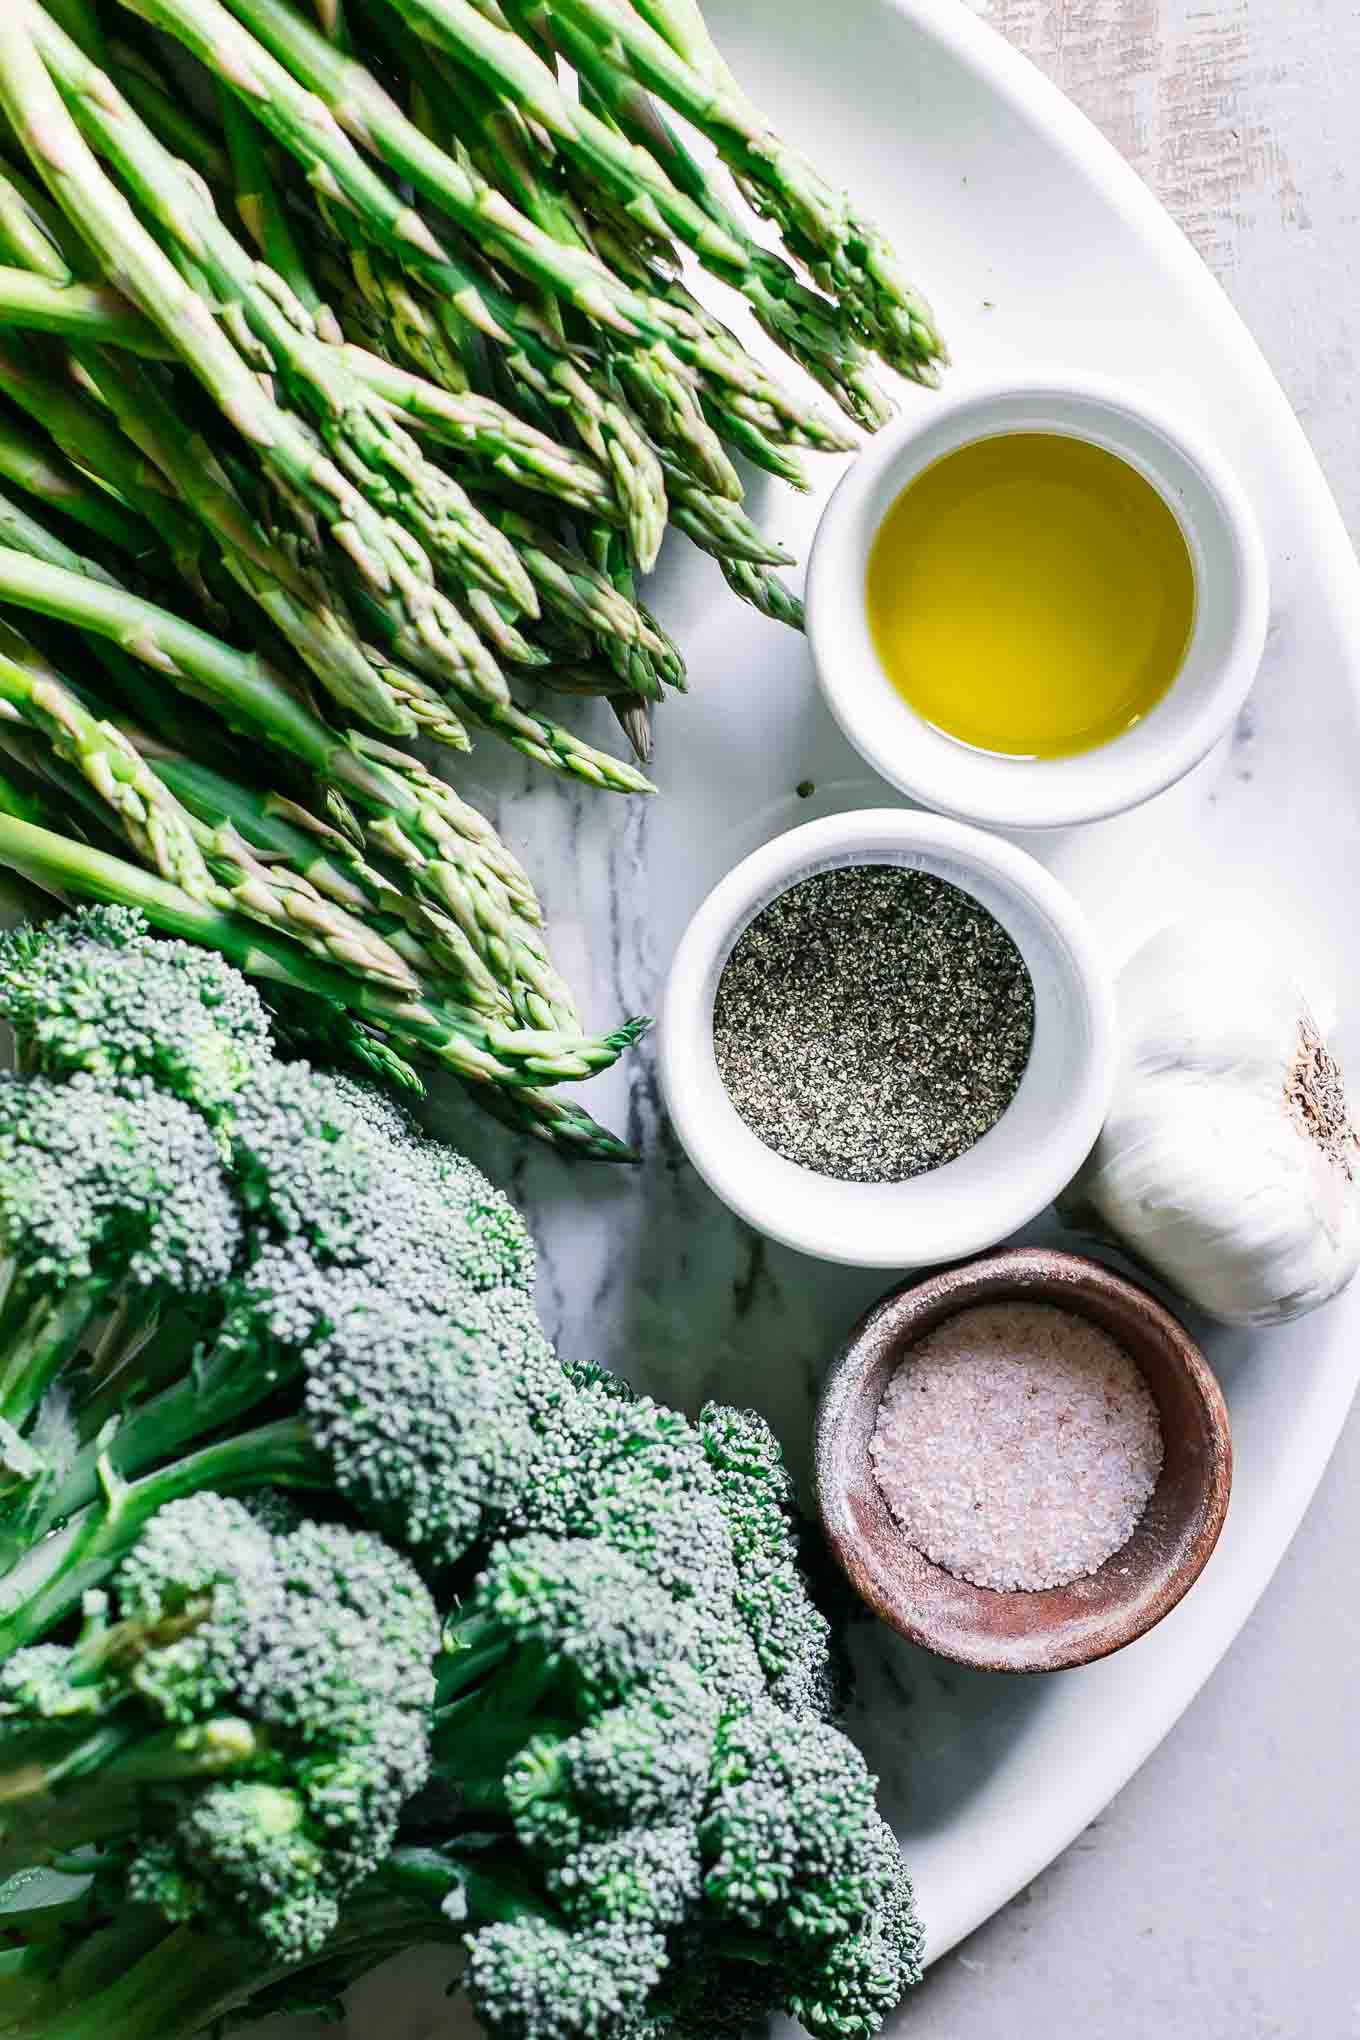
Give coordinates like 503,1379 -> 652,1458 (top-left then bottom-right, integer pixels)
1073,920 -> 1360,1326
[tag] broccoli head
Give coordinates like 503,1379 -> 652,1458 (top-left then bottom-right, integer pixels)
697,1404 -> 837,1722
0,1071 -> 240,1440
699,1696 -> 884,1946
0,1493 -> 437,1959
0,906 -> 271,1121
301,1296 -> 540,1560
782,1817 -> 925,2040
464,1917 -> 668,2040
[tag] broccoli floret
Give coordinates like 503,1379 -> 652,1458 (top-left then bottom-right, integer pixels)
231,1063 -> 536,1303
0,1494 -> 437,1960
547,1825 -> 702,1931
301,1298 -> 539,1559
0,1062 -> 553,1617
783,1818 -> 924,2040
698,1697 -> 883,1946
509,1384 -> 738,1612
464,1918 -> 668,2040
453,1535 -> 699,1718
0,1071 -> 240,1444
0,906 -> 271,1121
697,1404 -> 837,1721
504,1668 -> 718,1864
634,1935 -> 786,2040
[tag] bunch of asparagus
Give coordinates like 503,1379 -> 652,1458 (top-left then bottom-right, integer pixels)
0,0 -> 942,1155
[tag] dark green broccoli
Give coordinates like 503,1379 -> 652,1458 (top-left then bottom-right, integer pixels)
0,1056 -> 551,1631
699,1695 -> 882,1943
300,1295 -> 542,1555
546,1824 -> 702,1931
465,1918 -> 669,2040
0,1290 -> 558,1656
509,1380 -> 836,1718
0,1494 -> 436,1959
0,1070 -> 239,1474
508,1380 -> 739,1607
0,907 -> 271,1123
697,1404 -> 837,1721
437,1535 -> 705,1736
783,1817 -> 925,2040
0,912 -> 923,2040
230,1062 -> 537,1304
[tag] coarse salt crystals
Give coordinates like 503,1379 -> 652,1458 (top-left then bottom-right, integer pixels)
869,1301 -> 1164,1592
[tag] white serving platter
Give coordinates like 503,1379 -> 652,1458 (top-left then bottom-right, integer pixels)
658,0 -> 1360,1970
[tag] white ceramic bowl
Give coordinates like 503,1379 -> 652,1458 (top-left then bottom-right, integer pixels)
806,372 -> 1270,831
659,810 -> 1117,1268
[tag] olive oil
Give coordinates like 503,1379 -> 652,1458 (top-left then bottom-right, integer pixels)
865,432 -> 1196,759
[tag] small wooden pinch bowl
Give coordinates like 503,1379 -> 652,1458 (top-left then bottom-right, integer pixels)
815,1248 -> 1233,1673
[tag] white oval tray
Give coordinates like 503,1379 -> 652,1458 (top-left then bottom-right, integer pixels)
675,0 -> 1360,1966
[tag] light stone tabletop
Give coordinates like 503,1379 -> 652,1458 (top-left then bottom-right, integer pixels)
263,3 -> 1360,2035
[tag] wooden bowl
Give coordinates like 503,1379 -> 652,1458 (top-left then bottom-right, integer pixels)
815,1248 -> 1232,1673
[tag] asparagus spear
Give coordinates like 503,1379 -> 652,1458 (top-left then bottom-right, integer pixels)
0,339 -> 226,592
5,686 -> 430,994
406,31 -> 742,504
70,340 -> 465,738
0,163 -> 73,284
0,542 -> 600,1021
132,0 -> 852,435
534,0 -> 946,378
0,267 -> 173,356
144,748 -> 520,1017
718,556 -> 805,631
0,624 -> 210,892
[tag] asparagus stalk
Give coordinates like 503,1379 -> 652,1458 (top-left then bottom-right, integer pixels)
0,267 -> 173,356
145,749 -> 517,1015
0,403 -> 159,555
408,32 -> 741,503
107,34 -> 234,189
0,542 -> 599,1018
0,625 -> 211,892
335,343 -> 622,522
0,163 -> 74,284
718,556 -> 805,630
0,339 -> 222,586
71,342 -> 450,736
498,0 -> 895,427
5,691 -> 431,993
534,0 -> 946,378
134,0 -> 851,434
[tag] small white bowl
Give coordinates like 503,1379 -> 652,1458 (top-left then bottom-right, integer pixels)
658,809 -> 1116,1268
805,372 -> 1269,831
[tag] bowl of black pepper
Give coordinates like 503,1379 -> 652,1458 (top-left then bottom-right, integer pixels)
658,809 -> 1118,1267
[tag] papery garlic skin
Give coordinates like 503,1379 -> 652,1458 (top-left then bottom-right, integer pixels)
1075,921 -> 1360,1326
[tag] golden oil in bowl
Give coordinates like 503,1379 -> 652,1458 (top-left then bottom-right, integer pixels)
865,432 -> 1196,759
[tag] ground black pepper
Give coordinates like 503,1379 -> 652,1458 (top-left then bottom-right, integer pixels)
712,864 -> 1035,1182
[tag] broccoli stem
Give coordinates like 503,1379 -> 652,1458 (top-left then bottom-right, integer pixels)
12,1326 -> 308,1557
0,1716 -> 270,1878
0,1270 -> 105,1433
0,1847 -> 522,2040
0,1418 -> 321,1659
